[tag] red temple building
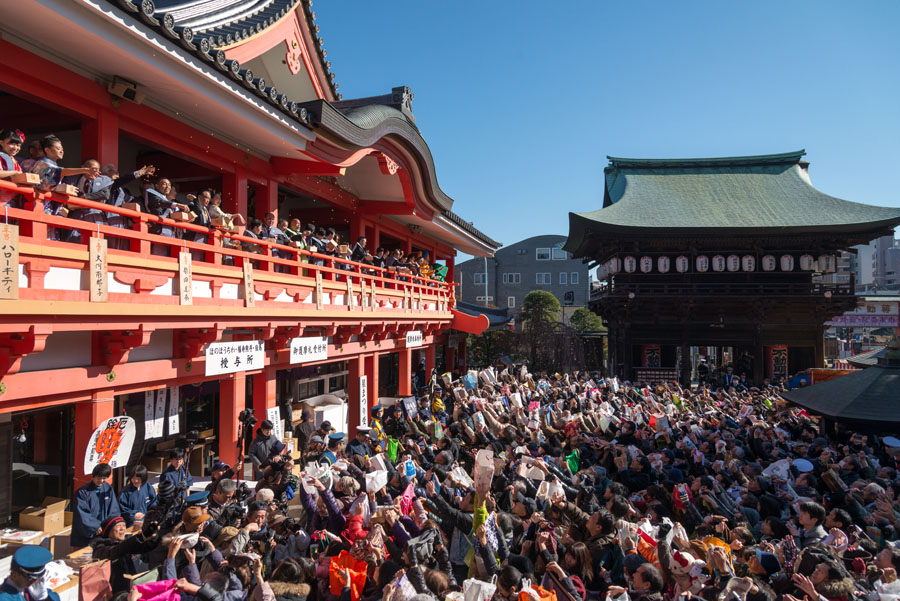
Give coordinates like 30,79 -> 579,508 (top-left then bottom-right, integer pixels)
0,0 -> 499,523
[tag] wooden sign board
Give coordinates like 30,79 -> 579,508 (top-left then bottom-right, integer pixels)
315,271 -> 323,310
89,237 -> 108,302
346,277 -> 355,309
0,223 -> 19,299
242,262 -> 255,307
178,252 -> 192,306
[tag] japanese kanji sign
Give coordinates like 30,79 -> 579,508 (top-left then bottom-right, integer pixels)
144,390 -> 156,439
168,386 -> 180,435
205,340 -> 265,376
178,252 -> 192,306
289,336 -> 328,364
359,375 -> 369,427
243,262 -> 255,307
154,388 -> 166,438
84,416 -> 136,472
0,223 -> 18,299
405,330 -> 423,348
267,407 -> 284,440
89,237 -> 108,302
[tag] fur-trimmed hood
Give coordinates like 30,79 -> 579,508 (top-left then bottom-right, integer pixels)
267,582 -> 311,601
816,577 -> 856,601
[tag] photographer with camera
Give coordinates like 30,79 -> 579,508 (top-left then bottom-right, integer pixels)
249,420 -> 278,480
160,449 -> 194,504
207,479 -> 245,529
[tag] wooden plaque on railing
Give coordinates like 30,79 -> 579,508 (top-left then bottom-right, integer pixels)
89,237 -> 108,302
0,223 -> 19,300
178,252 -> 192,306
242,262 -> 255,308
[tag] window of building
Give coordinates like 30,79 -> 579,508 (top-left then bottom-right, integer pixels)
536,248 -> 551,261
551,248 -> 568,260
559,272 -> 567,285
570,272 -> 579,285
517,249 -> 527,255
536,273 -> 551,285
502,273 -> 521,284
473,272 -> 486,285
476,295 -> 494,302
507,296 -> 516,308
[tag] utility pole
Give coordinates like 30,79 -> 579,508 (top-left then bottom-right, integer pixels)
483,256 -> 489,307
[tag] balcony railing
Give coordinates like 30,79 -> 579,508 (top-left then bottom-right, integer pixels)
0,179 -> 454,314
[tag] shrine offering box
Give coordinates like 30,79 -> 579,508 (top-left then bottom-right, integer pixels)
10,172 -> 39,185
19,497 -> 67,535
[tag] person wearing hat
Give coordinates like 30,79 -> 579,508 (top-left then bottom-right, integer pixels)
249,419 -> 278,480
185,490 -> 210,508
305,434 -> 325,464
0,546 -> 58,601
295,407 -> 316,449
348,427 -> 374,458
72,462 -> 121,548
320,433 -> 345,466
90,515 -> 158,592
159,448 -> 194,503
204,460 -> 235,494
118,464 -> 158,527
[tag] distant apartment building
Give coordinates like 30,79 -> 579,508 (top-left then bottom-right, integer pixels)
873,235 -> 900,289
455,235 -> 590,312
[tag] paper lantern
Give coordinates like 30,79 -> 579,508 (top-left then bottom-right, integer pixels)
742,255 -> 756,272
780,255 -> 794,271
799,254 -> 815,270
712,255 -> 726,272
726,255 -> 740,272
761,255 -> 776,271
657,256 -> 670,273
608,257 -> 621,274
624,256 -> 637,273
675,255 -> 690,273
696,255 -> 709,272
640,256 -> 653,273
818,254 -> 835,273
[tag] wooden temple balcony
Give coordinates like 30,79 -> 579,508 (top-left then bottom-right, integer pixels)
0,180 -> 458,407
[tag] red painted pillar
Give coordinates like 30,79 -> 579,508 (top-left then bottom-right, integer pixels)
425,343 -> 436,378
446,256 -> 455,286
81,109 -> 119,165
373,225 -> 381,249
219,374 -> 245,469
260,179 -> 278,221
252,366 -> 277,434
223,167 -> 248,221
74,393 -> 115,488
398,348 -> 412,396
364,352 -> 379,418
347,356 -> 363,438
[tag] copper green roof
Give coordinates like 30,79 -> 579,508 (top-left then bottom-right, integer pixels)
564,150 -> 900,255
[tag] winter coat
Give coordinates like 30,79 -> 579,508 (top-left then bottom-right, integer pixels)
119,481 -> 159,526
72,481 -> 120,547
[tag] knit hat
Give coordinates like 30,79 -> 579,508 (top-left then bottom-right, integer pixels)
755,548 -> 782,576
100,516 -> 124,538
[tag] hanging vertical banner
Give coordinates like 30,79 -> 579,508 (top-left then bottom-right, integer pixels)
0,223 -> 19,299
267,406 -> 284,440
359,375 -> 369,427
167,386 -> 180,435
144,390 -> 155,439
178,252 -> 192,306
767,346 -> 789,380
242,262 -> 255,307
153,388 -> 167,438
89,237 -> 108,302
642,345 -> 661,368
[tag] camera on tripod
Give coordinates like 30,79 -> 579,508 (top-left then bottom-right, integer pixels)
239,408 -> 257,428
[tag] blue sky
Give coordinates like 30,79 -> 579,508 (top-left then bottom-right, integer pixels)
315,1 -> 900,261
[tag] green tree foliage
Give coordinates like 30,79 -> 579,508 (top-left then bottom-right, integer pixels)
467,329 -> 518,367
520,290 -> 561,326
569,307 -> 604,332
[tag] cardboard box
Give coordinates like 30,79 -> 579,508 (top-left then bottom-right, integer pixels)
10,172 -> 39,185
19,497 -> 67,535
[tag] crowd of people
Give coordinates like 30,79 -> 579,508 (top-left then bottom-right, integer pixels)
0,129 -> 444,279
8,365 -> 900,601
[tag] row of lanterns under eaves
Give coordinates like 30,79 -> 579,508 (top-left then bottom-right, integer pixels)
597,254 -> 837,278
